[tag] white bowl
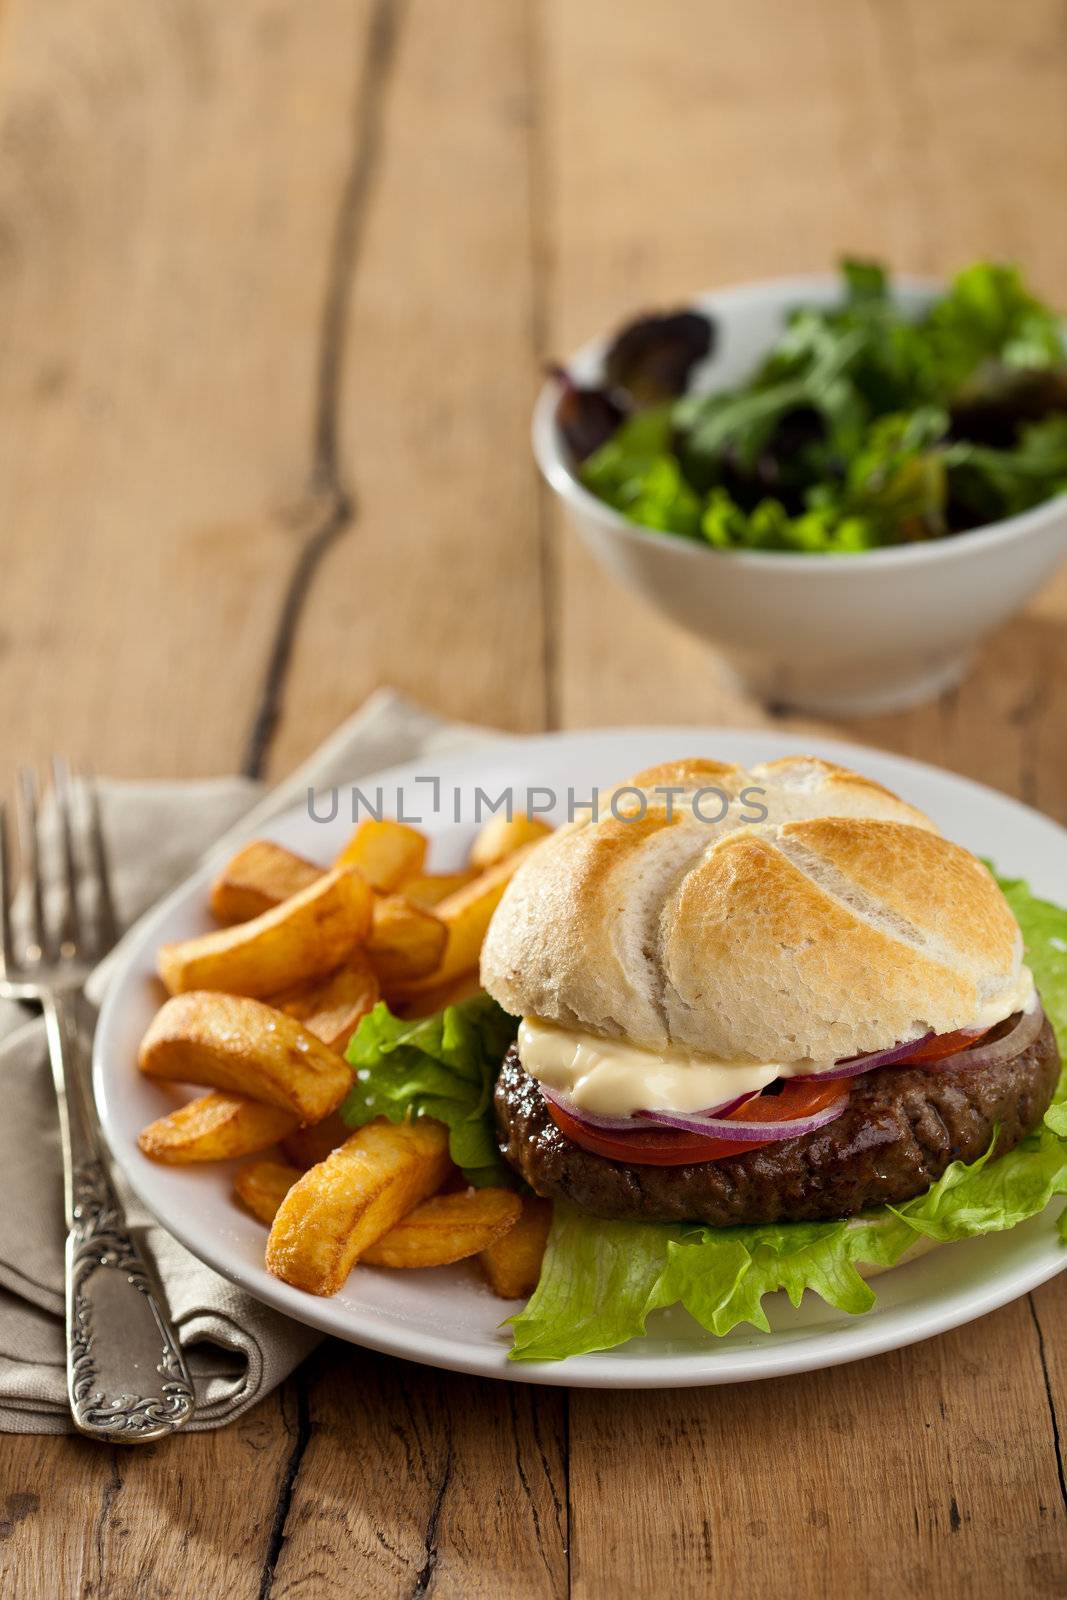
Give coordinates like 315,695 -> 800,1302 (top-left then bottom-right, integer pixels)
533,275 -> 1067,716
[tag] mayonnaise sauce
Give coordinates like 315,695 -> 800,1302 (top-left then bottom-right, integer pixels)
516,966 -> 1035,1117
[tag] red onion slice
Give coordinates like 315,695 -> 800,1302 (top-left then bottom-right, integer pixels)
639,1087 -> 848,1142
537,1081 -> 759,1132
919,998 -> 1044,1072
793,1034 -> 937,1082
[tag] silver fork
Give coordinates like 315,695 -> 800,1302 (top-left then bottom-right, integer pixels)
0,761 -> 194,1441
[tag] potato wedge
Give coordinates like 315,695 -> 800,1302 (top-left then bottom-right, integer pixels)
210,840 -> 323,923
274,952 -> 380,1053
366,895 -> 447,984
280,1110 -> 350,1169
468,814 -> 552,870
401,870 -> 478,907
158,866 -> 372,998
362,1188 -> 521,1269
137,1091 -> 298,1164
138,993 -> 353,1121
234,1158 -> 302,1224
265,1118 -> 451,1295
480,1196 -> 553,1300
391,843 -> 539,997
334,819 -> 427,892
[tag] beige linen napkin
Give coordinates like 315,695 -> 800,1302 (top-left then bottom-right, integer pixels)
0,690 -> 498,1433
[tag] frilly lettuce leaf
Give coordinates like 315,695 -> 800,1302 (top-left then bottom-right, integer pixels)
342,995 -> 518,1186
509,870 -> 1067,1362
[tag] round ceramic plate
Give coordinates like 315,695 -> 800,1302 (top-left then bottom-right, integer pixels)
95,728 -> 1067,1387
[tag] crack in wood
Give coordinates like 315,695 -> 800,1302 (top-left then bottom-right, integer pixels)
258,1370 -> 312,1600
409,1435 -> 453,1600
241,0 -> 406,780
88,1449 -> 123,1597
1027,1292 -> 1067,1516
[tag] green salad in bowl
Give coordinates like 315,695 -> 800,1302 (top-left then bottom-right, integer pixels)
556,261 -> 1067,555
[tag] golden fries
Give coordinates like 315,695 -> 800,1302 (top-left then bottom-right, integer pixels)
158,866 -> 372,998
366,895 -> 447,984
274,952 -> 380,1054
138,993 -> 353,1121
137,1091 -> 297,1164
139,801 -> 548,1305
401,870 -> 478,907
265,1118 -> 451,1295
362,1188 -> 520,1269
281,1110 -> 350,1169
480,1197 -> 553,1300
234,1158 -> 302,1224
209,840 -> 323,923
334,819 -> 427,892
468,814 -> 552,870
391,843 -> 539,997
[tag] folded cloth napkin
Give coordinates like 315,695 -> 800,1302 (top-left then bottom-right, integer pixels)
0,689 -> 498,1433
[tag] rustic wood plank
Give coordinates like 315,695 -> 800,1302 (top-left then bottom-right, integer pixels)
0,1389 -> 299,1600
569,1298 -> 1067,1599
266,0 -> 548,774
0,0 -> 366,788
269,1344 -> 567,1600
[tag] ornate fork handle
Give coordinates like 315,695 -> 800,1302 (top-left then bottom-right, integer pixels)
47,995 -> 195,1441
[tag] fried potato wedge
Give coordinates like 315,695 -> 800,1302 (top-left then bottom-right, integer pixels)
391,843 -> 538,998
265,1118 -> 451,1295
138,993 -> 353,1121
334,819 -> 427,892
158,866 -> 372,998
480,1196 -> 553,1300
137,1091 -> 298,1164
274,952 -> 380,1053
366,895 -> 447,984
280,1110 -> 350,1169
400,870 -> 478,907
234,1158 -> 301,1224
468,813 -> 553,870
209,840 -> 323,924
362,1187 -> 521,1269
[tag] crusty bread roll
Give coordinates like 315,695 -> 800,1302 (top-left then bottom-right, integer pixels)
480,756 -> 1024,1063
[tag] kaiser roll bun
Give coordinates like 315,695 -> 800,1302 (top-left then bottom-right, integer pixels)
479,756 -> 1024,1063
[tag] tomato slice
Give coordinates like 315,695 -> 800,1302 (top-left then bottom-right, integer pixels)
544,1078 -> 845,1167
903,1026 -> 992,1064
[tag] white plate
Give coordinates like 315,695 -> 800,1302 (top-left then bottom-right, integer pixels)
95,728 -> 1067,1387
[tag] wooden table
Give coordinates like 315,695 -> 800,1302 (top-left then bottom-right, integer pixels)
2,2 -> 1066,1594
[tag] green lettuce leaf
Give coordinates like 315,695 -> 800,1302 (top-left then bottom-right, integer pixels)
342,995 -> 518,1185
509,870 -> 1067,1361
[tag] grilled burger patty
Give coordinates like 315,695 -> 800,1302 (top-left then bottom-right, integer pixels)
494,1017 -> 1061,1226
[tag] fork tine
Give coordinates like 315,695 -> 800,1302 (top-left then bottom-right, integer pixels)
84,768 -> 119,957
0,800 -> 12,979
52,757 -> 81,958
17,767 -> 47,963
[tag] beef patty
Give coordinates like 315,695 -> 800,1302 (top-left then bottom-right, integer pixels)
494,1016 -> 1060,1225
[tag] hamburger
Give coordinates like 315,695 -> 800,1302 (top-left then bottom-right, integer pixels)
480,756 -> 1059,1233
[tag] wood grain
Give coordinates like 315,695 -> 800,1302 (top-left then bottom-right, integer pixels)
269,1345 -> 567,1600
0,0 -> 1065,1596
0,1392 -> 299,1599
0,0 -> 368,787
268,0 -> 548,775
569,1294 -> 1067,1599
